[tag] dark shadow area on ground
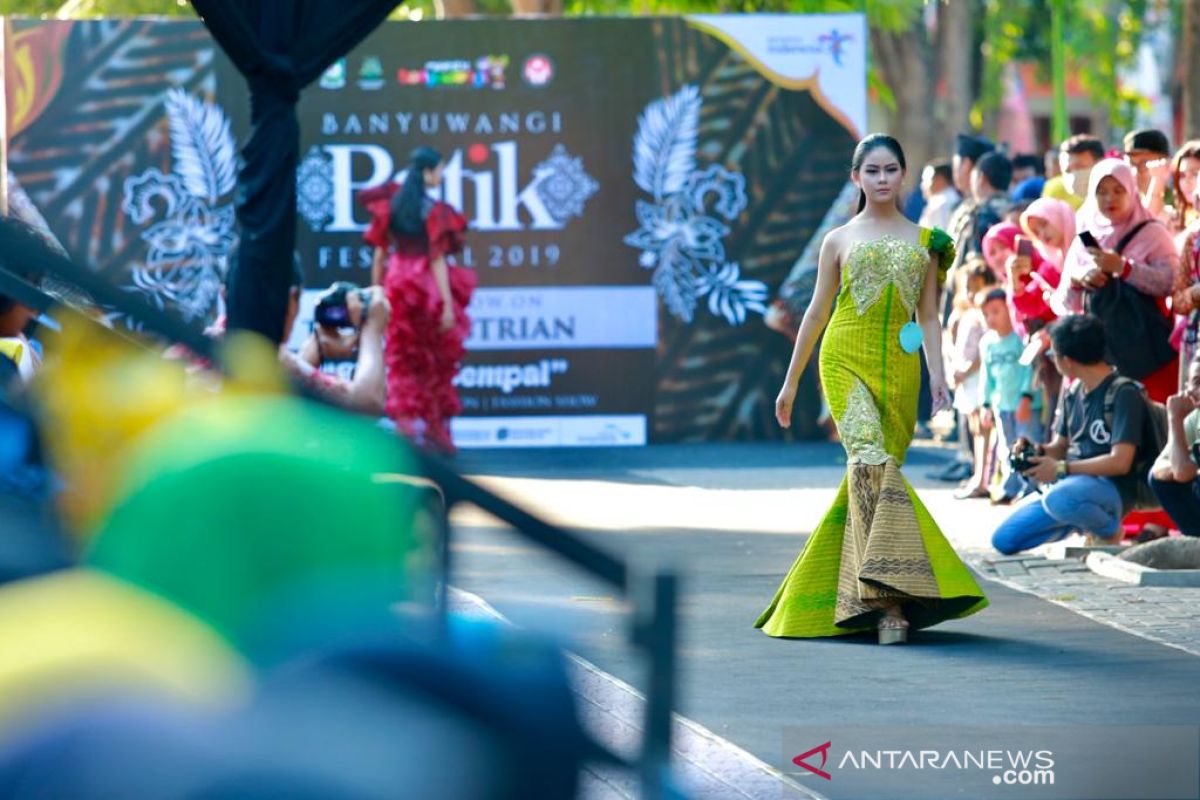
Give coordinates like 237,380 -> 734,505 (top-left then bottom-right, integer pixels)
454,441 -> 955,489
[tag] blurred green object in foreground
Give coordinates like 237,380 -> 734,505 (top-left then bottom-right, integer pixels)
86,393 -> 434,654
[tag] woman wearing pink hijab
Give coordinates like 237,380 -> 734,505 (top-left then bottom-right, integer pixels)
1020,197 -> 1075,284
1055,157 -> 1179,401
982,222 -> 1056,334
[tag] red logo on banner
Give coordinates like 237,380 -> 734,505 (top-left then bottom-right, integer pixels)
793,741 -> 833,780
467,143 -> 490,164
522,54 -> 554,87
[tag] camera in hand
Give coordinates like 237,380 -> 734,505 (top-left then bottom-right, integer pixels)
1009,440 -> 1039,473
314,282 -> 368,330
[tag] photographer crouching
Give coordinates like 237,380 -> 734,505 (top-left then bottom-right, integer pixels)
213,255 -> 389,416
991,314 -> 1158,554
277,268 -> 390,417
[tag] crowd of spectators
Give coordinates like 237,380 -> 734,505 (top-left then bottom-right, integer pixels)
910,126 -> 1200,552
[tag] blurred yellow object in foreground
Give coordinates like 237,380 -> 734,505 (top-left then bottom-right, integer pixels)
0,568 -> 251,741
0,340 -> 24,366
34,319 -> 193,537
33,318 -> 289,538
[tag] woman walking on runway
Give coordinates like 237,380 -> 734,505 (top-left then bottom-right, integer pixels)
756,134 -> 989,644
359,147 -> 477,453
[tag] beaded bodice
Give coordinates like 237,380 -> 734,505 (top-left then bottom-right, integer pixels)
842,235 -> 930,316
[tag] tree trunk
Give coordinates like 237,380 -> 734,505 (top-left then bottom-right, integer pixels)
510,0 -> 562,14
1184,0 -> 1200,138
937,0 -> 973,158
434,0 -> 478,18
871,25 -> 938,178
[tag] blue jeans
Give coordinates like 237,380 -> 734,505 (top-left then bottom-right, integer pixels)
1148,475 -> 1200,537
991,475 -> 1123,555
996,410 -> 1045,498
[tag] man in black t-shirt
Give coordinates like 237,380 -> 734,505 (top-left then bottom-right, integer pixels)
992,315 -> 1145,554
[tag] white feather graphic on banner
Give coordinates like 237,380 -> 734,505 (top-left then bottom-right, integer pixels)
165,87 -> 237,203
121,90 -> 238,325
626,85 -> 766,326
633,84 -> 700,200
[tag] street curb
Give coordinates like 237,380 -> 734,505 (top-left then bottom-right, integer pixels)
1042,543 -> 1124,561
1084,552 -> 1200,587
447,586 -> 826,800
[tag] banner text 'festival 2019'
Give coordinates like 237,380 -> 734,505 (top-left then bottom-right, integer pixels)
6,15 -> 865,447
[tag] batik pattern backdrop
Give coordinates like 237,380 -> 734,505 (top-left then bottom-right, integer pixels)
648,17 -> 860,443
4,14 -> 866,446
5,19 -> 232,328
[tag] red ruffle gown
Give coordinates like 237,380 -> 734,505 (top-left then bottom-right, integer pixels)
359,184 -> 477,452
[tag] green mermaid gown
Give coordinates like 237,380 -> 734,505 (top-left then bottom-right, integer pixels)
755,228 -> 989,638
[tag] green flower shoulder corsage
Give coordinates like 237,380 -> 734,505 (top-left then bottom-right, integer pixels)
923,226 -> 956,284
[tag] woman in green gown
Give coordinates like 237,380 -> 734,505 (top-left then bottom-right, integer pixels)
758,135 -> 989,644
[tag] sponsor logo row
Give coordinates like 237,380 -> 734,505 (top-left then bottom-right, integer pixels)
319,54 -> 554,90
451,415 -> 646,448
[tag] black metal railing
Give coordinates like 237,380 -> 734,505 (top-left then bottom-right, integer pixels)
0,251 -> 681,799
416,451 -> 679,799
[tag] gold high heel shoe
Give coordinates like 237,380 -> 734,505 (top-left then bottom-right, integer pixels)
877,614 -> 909,645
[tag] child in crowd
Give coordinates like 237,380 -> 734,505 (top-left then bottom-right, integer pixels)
978,288 -> 1044,503
982,222 -> 1057,336
949,259 -> 1000,499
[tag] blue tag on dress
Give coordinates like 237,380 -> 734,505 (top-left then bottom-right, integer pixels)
899,321 -> 923,353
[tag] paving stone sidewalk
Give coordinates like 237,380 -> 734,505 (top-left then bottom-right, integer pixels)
963,549 -> 1200,657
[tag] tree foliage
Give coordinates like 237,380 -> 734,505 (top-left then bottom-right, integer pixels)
0,0 -> 195,15
978,0 -> 1159,131
0,0 -> 1178,138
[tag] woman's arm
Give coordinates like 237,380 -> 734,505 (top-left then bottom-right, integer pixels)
344,301 -> 389,416
919,251 -> 950,413
1163,397 -> 1200,482
1089,226 -> 1178,297
371,247 -> 385,287
1010,274 -> 1053,320
1173,231 -> 1200,313
430,254 -> 455,330
775,232 -> 841,427
1119,250 -> 1177,297
1144,160 -> 1171,224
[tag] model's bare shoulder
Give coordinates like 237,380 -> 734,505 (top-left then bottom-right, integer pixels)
821,224 -> 851,265
898,219 -> 923,243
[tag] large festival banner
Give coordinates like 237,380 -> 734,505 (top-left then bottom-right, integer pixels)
4,15 -> 865,447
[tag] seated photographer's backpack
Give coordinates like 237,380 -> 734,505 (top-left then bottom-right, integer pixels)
1102,376 -> 1168,511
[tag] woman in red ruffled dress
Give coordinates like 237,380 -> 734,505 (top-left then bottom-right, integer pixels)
358,147 -> 477,453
